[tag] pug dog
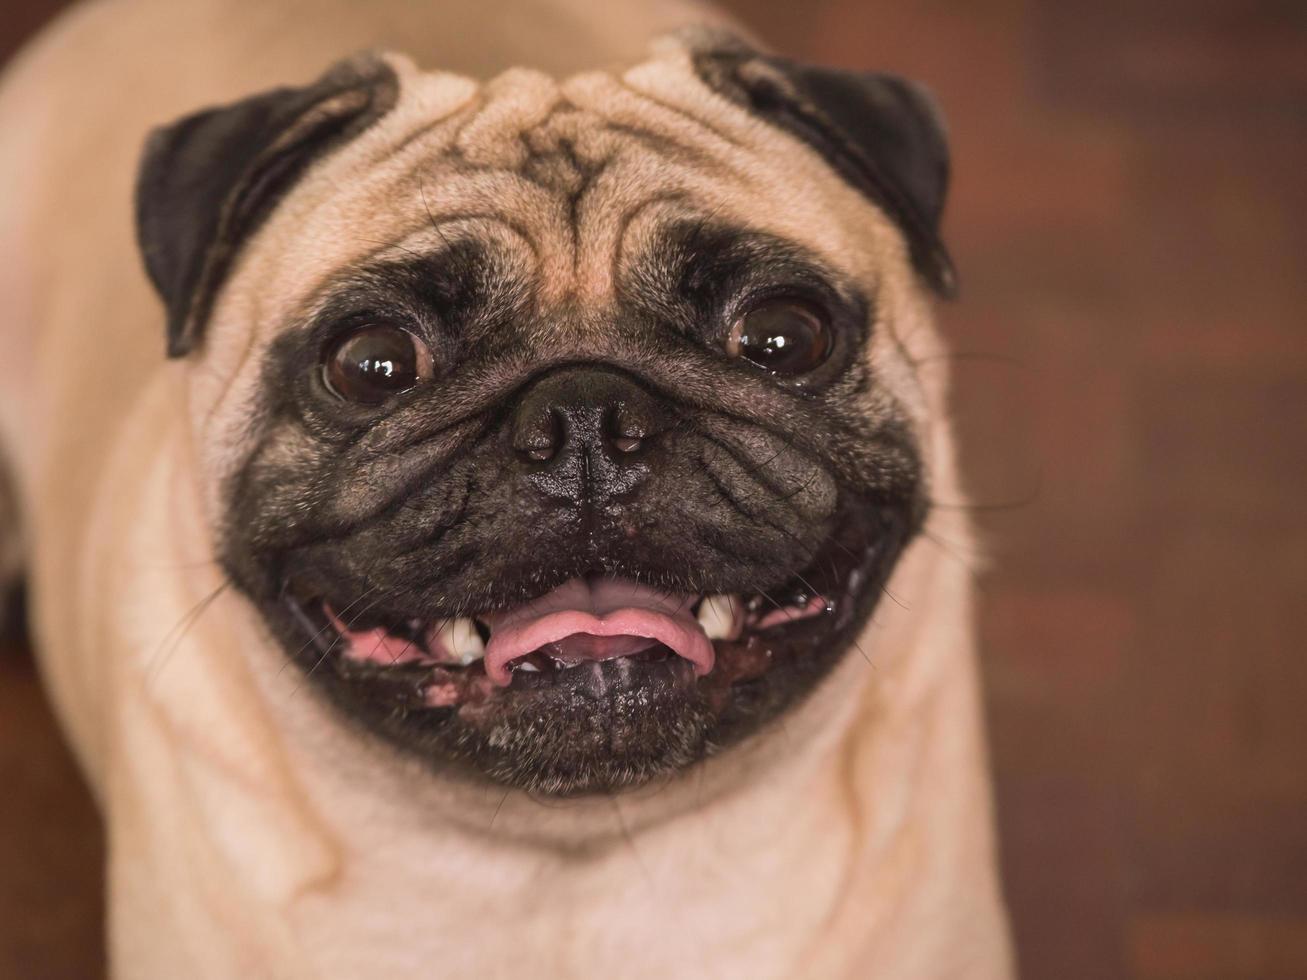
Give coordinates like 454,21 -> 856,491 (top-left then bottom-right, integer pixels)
0,0 -> 1012,976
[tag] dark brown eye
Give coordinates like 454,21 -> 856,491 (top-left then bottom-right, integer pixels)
322,325 -> 433,405
726,300 -> 831,375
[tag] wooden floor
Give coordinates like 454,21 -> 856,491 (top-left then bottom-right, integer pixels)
2,1 -> 1305,977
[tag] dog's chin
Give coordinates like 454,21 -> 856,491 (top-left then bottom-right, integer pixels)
256,503 -> 911,796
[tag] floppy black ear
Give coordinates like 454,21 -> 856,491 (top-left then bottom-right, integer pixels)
135,54 -> 399,357
688,32 -> 956,297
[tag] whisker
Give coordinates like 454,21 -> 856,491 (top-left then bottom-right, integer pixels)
753,587 -> 792,619
850,635 -> 876,668
880,585 -> 909,611
919,529 -> 984,579
406,616 -> 453,666
418,179 -> 455,252
291,588 -> 389,695
488,790 -> 511,830
280,584 -> 380,676
390,636 -> 417,665
789,570 -> 824,603
145,580 -> 232,687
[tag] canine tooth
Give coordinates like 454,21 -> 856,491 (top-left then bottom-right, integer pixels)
434,617 -> 485,665
697,594 -> 739,641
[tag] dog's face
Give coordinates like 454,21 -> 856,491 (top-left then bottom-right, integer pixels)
136,33 -> 953,795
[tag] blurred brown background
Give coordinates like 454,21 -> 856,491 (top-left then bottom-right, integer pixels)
2,1 -> 1305,977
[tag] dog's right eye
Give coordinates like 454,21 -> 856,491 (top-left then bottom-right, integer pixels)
322,325 -> 434,405
725,299 -> 832,376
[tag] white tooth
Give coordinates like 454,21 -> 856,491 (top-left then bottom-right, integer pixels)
435,617 -> 485,665
697,594 -> 739,641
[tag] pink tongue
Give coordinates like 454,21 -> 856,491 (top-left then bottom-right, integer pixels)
540,634 -> 661,664
482,577 -> 714,687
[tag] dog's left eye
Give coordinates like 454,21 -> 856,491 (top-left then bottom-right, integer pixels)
322,325 -> 434,404
726,299 -> 832,375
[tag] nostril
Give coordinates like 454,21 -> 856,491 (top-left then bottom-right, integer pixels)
611,435 -> 642,454
523,445 -> 554,462
605,406 -> 652,457
513,409 -> 563,464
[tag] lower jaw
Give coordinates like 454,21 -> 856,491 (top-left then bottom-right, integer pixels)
261,507 -> 916,793
323,628 -> 804,707
277,600 -> 855,795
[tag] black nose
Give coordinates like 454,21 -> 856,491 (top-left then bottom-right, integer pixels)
509,366 -> 671,504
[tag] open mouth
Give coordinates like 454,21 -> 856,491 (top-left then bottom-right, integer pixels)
264,496 -> 912,796
293,576 -> 832,709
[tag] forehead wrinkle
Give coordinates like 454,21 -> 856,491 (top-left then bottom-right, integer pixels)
389,217 -> 539,270
372,67 -> 769,315
616,50 -> 919,289
546,74 -> 763,309
416,67 -> 760,311
513,119 -> 750,309
453,67 -> 562,169
299,71 -> 566,290
353,69 -> 481,170
300,226 -> 532,321
572,148 -> 751,308
400,163 -> 575,297
566,69 -> 745,162
286,56 -> 896,334
605,193 -> 695,303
